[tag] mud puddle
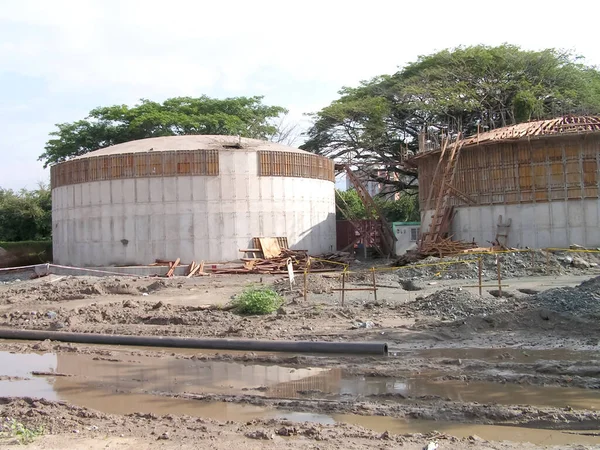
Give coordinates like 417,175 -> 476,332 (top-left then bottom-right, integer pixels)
3,351 -> 600,410
0,351 -> 328,397
355,377 -> 600,410
2,352 -> 600,445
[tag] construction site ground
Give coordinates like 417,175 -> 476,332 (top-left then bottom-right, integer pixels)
1,250 -> 600,449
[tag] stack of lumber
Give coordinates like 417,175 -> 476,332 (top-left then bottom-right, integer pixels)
150,238 -> 354,276
219,249 -> 347,275
418,236 -> 477,258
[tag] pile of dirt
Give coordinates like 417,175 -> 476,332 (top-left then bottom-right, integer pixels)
273,273 -> 340,295
420,276 -> 600,336
0,298 -> 359,340
0,276 -> 170,304
397,287 -> 508,320
397,250 -> 600,281
0,397 -> 493,450
0,300 -> 240,332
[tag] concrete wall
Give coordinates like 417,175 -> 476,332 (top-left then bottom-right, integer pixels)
52,150 -> 336,266
422,198 -> 600,249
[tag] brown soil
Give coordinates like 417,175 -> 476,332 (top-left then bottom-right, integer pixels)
0,397 -> 592,450
1,270 -> 600,448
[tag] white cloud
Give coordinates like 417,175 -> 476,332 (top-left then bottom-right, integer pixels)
0,0 -> 599,189
3,0 -> 599,96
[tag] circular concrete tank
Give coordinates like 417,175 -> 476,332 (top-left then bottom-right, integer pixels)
412,116 -> 600,249
50,136 -> 336,267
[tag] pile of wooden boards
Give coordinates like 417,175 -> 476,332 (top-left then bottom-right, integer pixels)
418,236 -> 477,258
223,248 -> 349,275
150,236 -> 353,276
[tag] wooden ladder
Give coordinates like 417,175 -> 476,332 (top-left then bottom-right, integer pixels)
343,165 -> 397,257
420,135 -> 464,249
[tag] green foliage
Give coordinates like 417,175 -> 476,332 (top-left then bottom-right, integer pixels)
0,418 -> 44,444
303,45 -> 600,193
335,189 -> 369,220
39,96 -> 288,167
0,185 -> 52,242
232,286 -> 284,315
376,194 -> 420,223
335,189 -> 419,222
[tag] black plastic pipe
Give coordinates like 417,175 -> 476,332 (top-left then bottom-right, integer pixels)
0,328 -> 388,356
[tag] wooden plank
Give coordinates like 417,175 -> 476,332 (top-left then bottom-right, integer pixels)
186,261 -> 196,276
258,237 -> 282,259
187,261 -> 201,278
244,260 -> 258,270
166,258 -> 180,277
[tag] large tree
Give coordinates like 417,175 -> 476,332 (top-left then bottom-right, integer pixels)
302,45 -> 600,192
336,189 -> 419,223
39,96 -> 287,167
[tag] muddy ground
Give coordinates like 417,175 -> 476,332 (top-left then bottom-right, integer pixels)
1,255 -> 600,448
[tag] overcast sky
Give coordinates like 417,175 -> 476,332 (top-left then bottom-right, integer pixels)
1,0 -> 598,190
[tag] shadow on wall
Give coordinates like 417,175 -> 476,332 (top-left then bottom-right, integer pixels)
0,241 -> 53,268
293,212 -> 337,255
240,213 -> 337,256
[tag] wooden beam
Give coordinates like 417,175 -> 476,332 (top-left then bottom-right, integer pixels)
166,258 -> 180,277
187,261 -> 201,278
445,183 -> 477,205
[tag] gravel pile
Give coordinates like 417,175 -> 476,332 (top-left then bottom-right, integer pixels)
398,287 -> 507,320
532,275 -> 600,315
397,250 -> 600,281
404,276 -> 600,322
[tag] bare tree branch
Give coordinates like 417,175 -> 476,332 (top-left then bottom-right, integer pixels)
268,114 -> 303,147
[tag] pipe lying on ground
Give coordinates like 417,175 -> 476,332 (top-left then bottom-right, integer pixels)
0,328 -> 388,356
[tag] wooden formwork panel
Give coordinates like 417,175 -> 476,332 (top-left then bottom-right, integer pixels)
418,136 -> 600,209
51,150 -> 219,188
257,151 -> 335,182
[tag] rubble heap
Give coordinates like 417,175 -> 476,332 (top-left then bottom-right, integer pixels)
397,287 -> 507,320
533,275 -> 600,315
395,250 -> 600,281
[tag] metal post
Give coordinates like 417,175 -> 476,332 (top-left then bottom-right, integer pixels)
341,271 -> 346,307
303,268 -> 308,302
303,258 -> 310,302
497,256 -> 502,296
371,267 -> 377,301
478,257 -> 482,296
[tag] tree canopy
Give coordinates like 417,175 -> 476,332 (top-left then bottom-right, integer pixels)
302,45 -> 600,192
0,185 -> 52,242
335,189 -> 419,223
39,96 -> 288,167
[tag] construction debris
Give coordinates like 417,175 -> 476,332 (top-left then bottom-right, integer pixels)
220,249 -> 352,275
418,235 -> 477,257
150,249 -> 353,276
397,287 -> 505,320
